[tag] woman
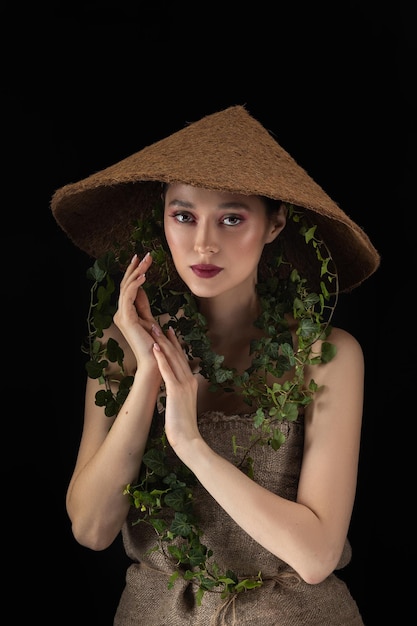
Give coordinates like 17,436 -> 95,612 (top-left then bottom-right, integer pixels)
51,106 -> 380,624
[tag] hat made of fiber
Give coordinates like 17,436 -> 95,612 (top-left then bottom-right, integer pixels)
51,105 -> 380,292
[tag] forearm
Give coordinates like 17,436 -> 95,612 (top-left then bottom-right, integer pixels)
179,437 -> 346,584
67,368 -> 161,550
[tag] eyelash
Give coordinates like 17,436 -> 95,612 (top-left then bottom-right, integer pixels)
172,211 -> 243,226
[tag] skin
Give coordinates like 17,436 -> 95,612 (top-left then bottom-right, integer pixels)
66,183 -> 364,585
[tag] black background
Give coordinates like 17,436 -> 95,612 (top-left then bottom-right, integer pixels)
6,2 -> 414,624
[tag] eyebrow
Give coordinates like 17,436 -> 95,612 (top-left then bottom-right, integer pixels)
167,199 -> 252,211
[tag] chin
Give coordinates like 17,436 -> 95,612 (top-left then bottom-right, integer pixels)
188,283 -> 225,299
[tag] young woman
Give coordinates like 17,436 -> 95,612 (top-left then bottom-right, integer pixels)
51,106 -> 380,624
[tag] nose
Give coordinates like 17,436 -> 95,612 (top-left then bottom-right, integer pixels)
193,221 -> 219,255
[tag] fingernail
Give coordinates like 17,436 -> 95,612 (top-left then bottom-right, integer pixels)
151,323 -> 161,337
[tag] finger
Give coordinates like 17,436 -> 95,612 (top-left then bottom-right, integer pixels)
152,342 -> 197,404
166,326 -> 186,351
152,326 -> 191,377
119,254 -> 153,306
152,341 -> 182,384
133,283 -> 155,321
119,255 -> 139,289
119,272 -> 146,306
120,253 -> 153,288
151,324 -> 181,348
151,323 -> 179,347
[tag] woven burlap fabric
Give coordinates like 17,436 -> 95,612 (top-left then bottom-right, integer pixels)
114,412 -> 363,625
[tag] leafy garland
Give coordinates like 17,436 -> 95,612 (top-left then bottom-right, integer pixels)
82,202 -> 338,605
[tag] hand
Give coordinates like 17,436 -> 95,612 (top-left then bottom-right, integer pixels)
113,253 -> 157,363
151,325 -> 200,454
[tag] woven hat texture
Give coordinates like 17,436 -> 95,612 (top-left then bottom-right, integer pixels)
51,105 -> 380,292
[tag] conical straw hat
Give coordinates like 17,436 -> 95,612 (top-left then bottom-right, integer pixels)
51,105 -> 380,292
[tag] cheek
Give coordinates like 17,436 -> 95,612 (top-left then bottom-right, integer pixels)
237,230 -> 268,253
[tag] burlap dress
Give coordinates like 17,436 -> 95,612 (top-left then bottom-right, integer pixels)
114,412 -> 364,625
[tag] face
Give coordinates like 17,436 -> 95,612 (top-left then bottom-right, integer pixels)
163,184 -> 286,299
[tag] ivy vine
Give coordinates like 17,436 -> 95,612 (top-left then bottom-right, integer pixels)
81,202 -> 338,604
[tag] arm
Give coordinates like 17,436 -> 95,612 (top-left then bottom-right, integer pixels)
151,325 -> 364,584
66,253 -> 162,550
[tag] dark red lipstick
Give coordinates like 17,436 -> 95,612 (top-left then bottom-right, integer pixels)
191,264 -> 223,278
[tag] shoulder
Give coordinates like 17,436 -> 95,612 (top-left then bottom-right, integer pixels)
327,326 -> 364,369
302,326 -> 365,457
306,326 -> 364,388
315,325 -> 363,361
326,326 -> 363,358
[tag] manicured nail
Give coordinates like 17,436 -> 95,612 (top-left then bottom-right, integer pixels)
151,323 -> 161,337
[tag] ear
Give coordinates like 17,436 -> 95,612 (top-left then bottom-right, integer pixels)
265,203 -> 287,244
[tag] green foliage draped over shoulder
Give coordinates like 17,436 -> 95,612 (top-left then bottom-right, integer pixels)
81,202 -> 339,602
83,203 -> 338,422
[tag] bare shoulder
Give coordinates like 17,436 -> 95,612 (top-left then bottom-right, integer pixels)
326,326 -> 363,357
327,326 -> 364,371
306,325 -> 364,389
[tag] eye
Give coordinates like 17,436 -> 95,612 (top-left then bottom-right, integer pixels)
173,211 -> 194,223
222,215 -> 243,226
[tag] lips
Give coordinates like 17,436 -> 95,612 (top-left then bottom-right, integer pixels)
191,264 -> 223,278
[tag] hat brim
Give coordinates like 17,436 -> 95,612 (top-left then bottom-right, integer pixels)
51,106 -> 380,292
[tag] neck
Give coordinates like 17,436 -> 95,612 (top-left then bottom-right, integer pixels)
197,286 -> 261,345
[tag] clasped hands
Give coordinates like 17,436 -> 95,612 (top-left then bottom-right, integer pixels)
114,252 -> 200,456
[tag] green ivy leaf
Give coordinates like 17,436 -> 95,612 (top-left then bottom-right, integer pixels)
170,512 -> 192,537
83,204 -> 339,602
143,449 -> 170,477
164,489 -> 189,512
85,359 -> 108,379
321,341 -> 337,363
